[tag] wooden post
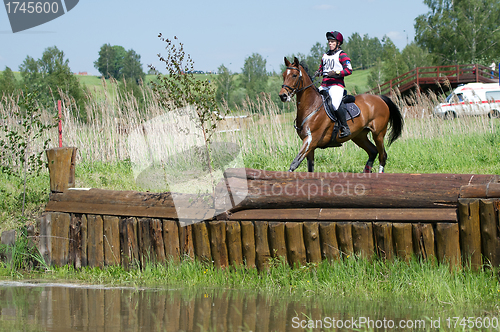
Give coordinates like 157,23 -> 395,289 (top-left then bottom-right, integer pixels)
458,199 -> 482,270
319,222 -> 340,262
240,221 -> 256,268
303,222 -> 322,264
352,222 -> 374,260
0,229 -> 16,264
435,223 -> 461,269
138,218 -> 154,266
373,222 -> 394,260
209,221 -> 229,268
336,222 -> 354,258
192,222 -> 212,263
162,219 -> 180,263
150,218 -> 166,264
226,221 -> 243,266
50,212 -> 70,267
69,214 -> 82,268
103,216 -> 120,266
268,222 -> 287,262
254,221 -> 271,271
285,222 -> 306,267
87,214 -> 104,268
81,214 -> 88,267
38,213 -> 51,264
392,223 -> 413,262
412,223 -> 436,263
178,224 -> 194,261
46,147 -> 77,192
119,217 -> 139,269
479,200 -> 500,267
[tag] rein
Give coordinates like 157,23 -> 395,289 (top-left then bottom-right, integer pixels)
282,66 -> 321,132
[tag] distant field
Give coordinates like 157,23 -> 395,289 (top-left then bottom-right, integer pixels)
1,70 -> 372,95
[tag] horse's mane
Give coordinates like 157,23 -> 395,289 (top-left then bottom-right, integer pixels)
299,60 -> 320,92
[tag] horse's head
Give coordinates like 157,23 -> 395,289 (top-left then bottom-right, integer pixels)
279,57 -> 302,102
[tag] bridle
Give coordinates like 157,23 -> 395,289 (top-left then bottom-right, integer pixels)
282,66 -> 321,133
281,66 -> 315,99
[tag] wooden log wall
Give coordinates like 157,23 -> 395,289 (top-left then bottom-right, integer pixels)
32,196 -> 499,270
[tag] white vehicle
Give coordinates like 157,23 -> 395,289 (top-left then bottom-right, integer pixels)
433,83 -> 500,119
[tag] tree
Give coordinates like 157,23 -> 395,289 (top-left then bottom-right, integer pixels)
344,33 -> 383,70
0,66 -> 18,95
215,64 -> 234,104
240,53 -> 268,99
19,46 -> 85,119
94,44 -> 144,81
415,0 -> 500,65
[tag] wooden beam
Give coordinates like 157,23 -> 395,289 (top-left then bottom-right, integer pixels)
227,208 -> 458,222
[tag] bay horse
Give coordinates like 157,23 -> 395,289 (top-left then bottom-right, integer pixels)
279,57 -> 404,173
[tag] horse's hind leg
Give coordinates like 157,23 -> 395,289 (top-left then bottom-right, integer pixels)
372,130 -> 388,173
352,129 -> 378,173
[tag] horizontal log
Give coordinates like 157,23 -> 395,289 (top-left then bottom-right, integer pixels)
216,168 -> 497,212
460,183 -> 500,198
227,208 -> 458,222
46,188 -> 214,220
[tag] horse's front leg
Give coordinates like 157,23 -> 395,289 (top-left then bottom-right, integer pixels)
289,130 -> 316,172
307,150 -> 314,172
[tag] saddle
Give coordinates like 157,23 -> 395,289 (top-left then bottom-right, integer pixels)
320,94 -> 361,147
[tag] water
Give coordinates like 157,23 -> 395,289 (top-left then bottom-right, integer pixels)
0,281 -> 496,331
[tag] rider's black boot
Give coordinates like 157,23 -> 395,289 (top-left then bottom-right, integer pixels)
336,102 -> 351,139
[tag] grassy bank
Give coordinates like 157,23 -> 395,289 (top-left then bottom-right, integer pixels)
1,255 -> 499,311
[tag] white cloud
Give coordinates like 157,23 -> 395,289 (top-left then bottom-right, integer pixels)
386,31 -> 402,41
312,4 -> 335,10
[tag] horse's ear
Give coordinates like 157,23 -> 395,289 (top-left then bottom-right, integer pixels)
284,57 -> 290,66
293,57 -> 300,67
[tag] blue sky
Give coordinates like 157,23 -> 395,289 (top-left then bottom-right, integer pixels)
1,0 -> 430,75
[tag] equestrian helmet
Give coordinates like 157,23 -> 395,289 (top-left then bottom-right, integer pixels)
326,31 -> 344,45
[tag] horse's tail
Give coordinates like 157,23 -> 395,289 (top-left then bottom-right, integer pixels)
380,95 -> 404,145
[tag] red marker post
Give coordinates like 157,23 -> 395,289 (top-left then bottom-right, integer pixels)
58,100 -> 62,147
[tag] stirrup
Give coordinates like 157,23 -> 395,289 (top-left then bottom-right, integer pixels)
339,127 -> 350,138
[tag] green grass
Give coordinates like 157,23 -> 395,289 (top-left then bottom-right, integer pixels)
1,256 -> 498,310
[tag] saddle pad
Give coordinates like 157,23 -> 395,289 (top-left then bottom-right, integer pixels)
323,101 -> 361,122
345,102 -> 361,121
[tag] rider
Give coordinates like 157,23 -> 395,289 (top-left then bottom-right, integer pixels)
315,31 -> 352,138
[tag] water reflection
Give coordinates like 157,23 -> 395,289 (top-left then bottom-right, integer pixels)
0,281 -> 482,331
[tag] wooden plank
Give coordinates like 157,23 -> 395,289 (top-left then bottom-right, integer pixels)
162,219 -> 180,262
46,147 -> 77,192
352,222 -> 374,259
69,214 -> 82,268
319,222 -> 340,262
458,200 -> 482,270
336,222 -> 354,258
479,200 -> 500,267
138,218 -> 154,265
393,223 -> 413,262
254,221 -> 270,271
46,200 -> 214,221
209,221 -> 229,268
103,216 -> 120,266
435,223 -> 461,270
192,222 -> 211,263
240,221 -> 256,268
268,222 -> 287,261
303,222 -> 321,264
81,214 -> 88,267
178,224 -> 194,260
150,218 -> 166,264
412,223 -> 436,263
226,221 -> 243,266
50,212 -> 70,267
285,222 -> 306,267
87,214 -> 104,268
228,208 -> 458,222
373,222 -> 394,260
